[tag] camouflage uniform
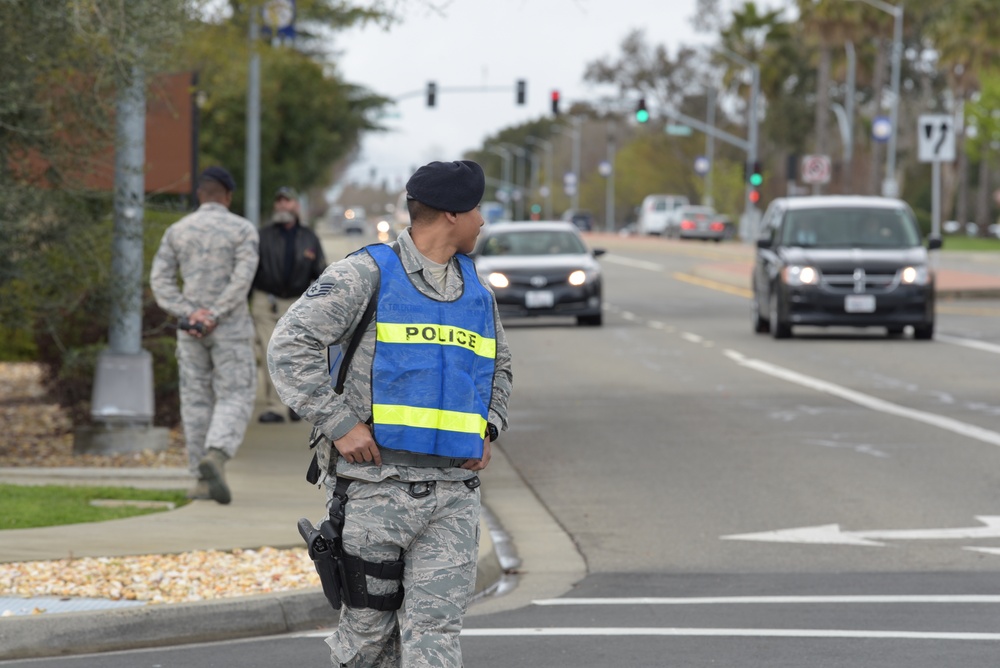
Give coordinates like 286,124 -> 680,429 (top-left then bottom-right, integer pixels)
150,202 -> 260,474
268,229 -> 513,668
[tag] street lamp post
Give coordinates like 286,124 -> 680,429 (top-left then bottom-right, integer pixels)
525,137 -> 553,219
714,46 -> 760,240
499,143 -> 528,220
487,146 -> 513,219
851,0 -> 903,197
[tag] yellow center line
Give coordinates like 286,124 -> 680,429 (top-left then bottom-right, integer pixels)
672,272 -> 753,299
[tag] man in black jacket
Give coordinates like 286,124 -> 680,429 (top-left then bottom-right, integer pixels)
252,187 -> 328,423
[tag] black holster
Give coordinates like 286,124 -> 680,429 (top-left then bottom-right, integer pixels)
297,476 -> 405,612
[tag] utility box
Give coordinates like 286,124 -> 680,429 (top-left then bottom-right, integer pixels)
90,349 -> 155,425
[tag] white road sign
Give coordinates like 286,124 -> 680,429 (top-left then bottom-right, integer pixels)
918,114 -> 956,163
801,154 -> 831,185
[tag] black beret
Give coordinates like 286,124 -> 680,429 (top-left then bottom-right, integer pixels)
405,160 -> 485,213
200,166 -> 236,193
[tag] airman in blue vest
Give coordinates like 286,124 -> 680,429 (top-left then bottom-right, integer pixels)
268,159 -> 513,667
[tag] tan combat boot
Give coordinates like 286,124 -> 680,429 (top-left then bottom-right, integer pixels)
197,448 -> 232,505
186,478 -> 211,500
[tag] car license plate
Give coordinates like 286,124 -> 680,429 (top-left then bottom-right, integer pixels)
525,290 -> 554,308
845,294 -> 876,313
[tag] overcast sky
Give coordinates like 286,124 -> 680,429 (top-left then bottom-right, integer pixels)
331,0 -> 748,191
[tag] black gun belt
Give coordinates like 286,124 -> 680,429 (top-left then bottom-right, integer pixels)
377,449 -> 467,468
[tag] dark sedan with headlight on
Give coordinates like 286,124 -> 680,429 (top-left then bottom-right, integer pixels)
471,221 -> 605,326
752,196 -> 941,340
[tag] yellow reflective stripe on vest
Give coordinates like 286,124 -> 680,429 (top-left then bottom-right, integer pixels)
372,404 -> 488,435
376,322 -> 496,359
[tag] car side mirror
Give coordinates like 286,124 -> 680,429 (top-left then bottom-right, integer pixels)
756,238 -> 772,249
592,248 -> 607,257
927,236 -> 942,250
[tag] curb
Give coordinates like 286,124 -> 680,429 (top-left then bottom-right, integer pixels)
0,589 -> 338,660
0,514 -> 504,661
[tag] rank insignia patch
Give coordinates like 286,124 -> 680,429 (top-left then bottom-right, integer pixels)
305,282 -> 334,298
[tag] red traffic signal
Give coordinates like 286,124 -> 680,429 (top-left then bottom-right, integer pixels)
748,188 -> 761,204
551,90 -> 560,115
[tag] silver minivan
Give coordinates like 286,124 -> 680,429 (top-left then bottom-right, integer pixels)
637,194 -> 690,235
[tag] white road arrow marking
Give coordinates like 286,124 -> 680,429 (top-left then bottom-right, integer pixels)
722,516 -> 1000,546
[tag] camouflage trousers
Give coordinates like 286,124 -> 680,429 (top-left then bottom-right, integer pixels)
176,337 -> 257,473
325,476 -> 482,668
251,292 -> 298,414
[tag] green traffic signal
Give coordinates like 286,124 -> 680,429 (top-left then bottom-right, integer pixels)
636,98 -> 649,123
749,173 -> 763,187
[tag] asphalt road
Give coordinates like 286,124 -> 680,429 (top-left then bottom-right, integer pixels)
8,234 -> 1000,667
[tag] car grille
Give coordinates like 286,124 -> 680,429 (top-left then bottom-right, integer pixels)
505,269 -> 573,288
821,267 -> 899,293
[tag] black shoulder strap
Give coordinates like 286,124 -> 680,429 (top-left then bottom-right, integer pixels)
333,242 -> 402,394
335,289 -> 377,393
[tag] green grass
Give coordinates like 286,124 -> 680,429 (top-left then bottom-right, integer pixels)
940,235 -> 1000,252
1,484 -> 190,530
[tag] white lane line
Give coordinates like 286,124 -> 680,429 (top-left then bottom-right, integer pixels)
936,334 -> 1000,355
724,349 -> 1000,448
460,627 -> 1000,641
681,332 -> 704,344
532,595 -> 1000,605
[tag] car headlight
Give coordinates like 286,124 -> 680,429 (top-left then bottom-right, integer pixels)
899,265 -> 930,285
781,265 -> 819,286
568,269 -> 600,286
488,272 -> 509,289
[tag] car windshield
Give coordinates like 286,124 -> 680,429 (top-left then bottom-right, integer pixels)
479,230 -> 588,256
780,207 -> 921,248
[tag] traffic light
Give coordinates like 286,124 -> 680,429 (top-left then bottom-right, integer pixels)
516,79 -> 526,105
749,161 -> 763,187
635,98 -> 649,123
550,90 -> 560,115
748,188 -> 761,204
426,81 -> 436,107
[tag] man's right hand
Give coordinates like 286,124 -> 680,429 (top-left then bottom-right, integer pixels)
333,423 -> 382,466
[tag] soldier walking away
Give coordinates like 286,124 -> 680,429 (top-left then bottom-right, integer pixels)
268,160 -> 513,667
150,166 -> 260,504
253,186 -> 327,424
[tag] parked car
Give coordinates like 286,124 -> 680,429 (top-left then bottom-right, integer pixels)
664,205 -> 722,241
751,196 -> 941,340
636,194 -> 690,235
471,221 -> 605,326
561,209 -> 594,232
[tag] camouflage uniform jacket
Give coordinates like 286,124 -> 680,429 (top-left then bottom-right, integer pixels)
150,203 -> 260,339
267,228 -> 513,484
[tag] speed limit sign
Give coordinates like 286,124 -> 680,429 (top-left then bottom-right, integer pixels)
801,155 -> 831,185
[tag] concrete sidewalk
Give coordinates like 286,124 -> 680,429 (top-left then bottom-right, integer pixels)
0,411 -> 584,660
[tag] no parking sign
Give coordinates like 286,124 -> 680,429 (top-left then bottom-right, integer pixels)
801,155 -> 831,185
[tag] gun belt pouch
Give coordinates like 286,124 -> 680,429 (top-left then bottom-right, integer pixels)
340,552 -> 405,611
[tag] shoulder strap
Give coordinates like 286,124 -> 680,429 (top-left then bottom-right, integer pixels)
332,242 -> 402,394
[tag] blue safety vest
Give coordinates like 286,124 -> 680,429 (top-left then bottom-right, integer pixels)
366,244 -> 496,459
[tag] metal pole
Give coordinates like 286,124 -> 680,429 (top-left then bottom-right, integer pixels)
932,160 -> 941,238
705,88 -> 716,208
845,41 -> 856,168
571,117 -> 582,212
109,62 -> 145,356
605,123 -> 616,233
545,140 -> 554,219
487,146 -> 512,219
245,7 -> 261,225
886,4 -> 903,197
